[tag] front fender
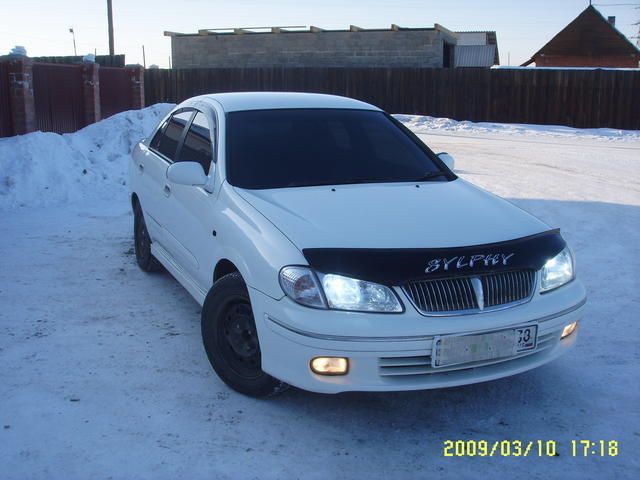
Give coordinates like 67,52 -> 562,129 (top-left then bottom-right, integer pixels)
216,183 -> 306,299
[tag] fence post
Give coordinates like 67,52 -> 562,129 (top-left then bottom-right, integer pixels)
3,54 -> 36,135
81,60 -> 101,125
126,65 -> 145,109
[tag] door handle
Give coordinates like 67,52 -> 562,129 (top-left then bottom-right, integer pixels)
138,163 -> 144,173
163,184 -> 172,197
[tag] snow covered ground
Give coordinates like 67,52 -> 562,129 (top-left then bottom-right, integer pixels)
396,114 -> 640,142
1,108 -> 639,479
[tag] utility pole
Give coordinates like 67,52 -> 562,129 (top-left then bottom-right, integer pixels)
69,27 -> 77,56
107,0 -> 115,56
628,6 -> 639,49
634,11 -> 640,48
142,45 -> 146,69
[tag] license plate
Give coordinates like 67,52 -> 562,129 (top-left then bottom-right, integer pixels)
432,325 -> 538,368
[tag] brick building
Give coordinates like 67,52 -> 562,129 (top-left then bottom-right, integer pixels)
165,24 -> 499,69
522,5 -> 640,68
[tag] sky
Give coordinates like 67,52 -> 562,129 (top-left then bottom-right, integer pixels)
1,0 -> 638,67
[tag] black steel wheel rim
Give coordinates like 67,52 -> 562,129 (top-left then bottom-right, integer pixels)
217,298 -> 262,379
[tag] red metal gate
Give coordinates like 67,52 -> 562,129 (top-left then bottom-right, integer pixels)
33,63 -> 85,134
0,62 -> 12,137
99,67 -> 132,118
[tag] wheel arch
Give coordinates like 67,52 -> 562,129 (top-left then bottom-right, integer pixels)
213,258 -> 240,283
131,192 -> 140,211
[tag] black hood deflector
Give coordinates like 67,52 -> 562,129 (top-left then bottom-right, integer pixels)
303,229 -> 566,285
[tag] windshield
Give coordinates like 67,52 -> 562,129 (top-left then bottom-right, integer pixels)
226,109 -> 453,189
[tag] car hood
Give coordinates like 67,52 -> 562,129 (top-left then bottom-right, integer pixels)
234,179 -> 550,249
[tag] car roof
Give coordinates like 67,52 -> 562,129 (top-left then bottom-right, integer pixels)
190,92 -> 381,113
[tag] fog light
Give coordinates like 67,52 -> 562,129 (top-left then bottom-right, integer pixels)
561,321 -> 578,339
310,357 -> 349,375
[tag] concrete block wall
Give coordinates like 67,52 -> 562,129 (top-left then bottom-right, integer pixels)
172,30 -> 448,68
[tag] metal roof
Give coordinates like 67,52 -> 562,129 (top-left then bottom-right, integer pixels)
454,45 -> 498,67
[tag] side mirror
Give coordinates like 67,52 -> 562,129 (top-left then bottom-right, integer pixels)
437,152 -> 455,171
166,162 -> 207,186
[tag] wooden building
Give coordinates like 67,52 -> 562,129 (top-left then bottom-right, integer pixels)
522,5 -> 640,68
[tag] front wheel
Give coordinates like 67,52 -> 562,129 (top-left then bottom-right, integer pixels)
201,272 -> 288,397
133,203 -> 163,273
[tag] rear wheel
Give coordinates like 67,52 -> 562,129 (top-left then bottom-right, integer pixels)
133,203 -> 163,272
201,272 -> 288,397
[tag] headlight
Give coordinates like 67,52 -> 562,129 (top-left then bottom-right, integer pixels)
278,267 -> 403,313
540,247 -> 574,292
319,273 -> 403,313
278,266 -> 326,308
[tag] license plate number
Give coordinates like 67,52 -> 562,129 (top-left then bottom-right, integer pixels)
433,325 -> 538,368
515,326 -> 537,352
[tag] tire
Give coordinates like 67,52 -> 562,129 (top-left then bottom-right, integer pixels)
133,203 -> 163,273
201,272 -> 289,397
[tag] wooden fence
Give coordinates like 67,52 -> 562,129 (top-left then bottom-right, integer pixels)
144,67 -> 640,130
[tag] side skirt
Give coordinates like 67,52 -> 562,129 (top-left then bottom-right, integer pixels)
151,243 -> 207,306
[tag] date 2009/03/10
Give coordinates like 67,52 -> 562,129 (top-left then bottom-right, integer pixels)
443,439 -> 619,457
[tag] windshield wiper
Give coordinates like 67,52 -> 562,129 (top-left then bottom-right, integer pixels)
283,173 -> 448,188
413,171 -> 448,182
287,177 -> 384,187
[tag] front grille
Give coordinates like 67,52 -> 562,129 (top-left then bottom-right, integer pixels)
404,270 -> 536,315
481,270 -> 536,308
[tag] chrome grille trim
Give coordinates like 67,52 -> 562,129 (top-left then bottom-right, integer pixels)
403,270 -> 536,316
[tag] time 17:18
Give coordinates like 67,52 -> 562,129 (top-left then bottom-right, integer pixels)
571,440 -> 618,457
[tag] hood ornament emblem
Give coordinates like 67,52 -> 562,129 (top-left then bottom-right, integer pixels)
470,277 -> 484,310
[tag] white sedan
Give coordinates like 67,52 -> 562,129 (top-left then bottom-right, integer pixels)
129,92 -> 586,396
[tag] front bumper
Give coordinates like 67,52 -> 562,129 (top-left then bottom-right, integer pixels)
249,280 -> 586,394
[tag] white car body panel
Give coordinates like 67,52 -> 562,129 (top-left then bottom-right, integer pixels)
198,91 -> 381,113
129,92 -> 586,394
235,179 -> 549,249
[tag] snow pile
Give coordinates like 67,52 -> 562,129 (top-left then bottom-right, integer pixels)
0,104 -> 174,209
395,114 -> 640,141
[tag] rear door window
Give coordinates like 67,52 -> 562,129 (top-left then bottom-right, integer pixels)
155,111 -> 193,161
177,112 -> 214,174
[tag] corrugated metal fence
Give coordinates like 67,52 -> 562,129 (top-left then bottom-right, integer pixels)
99,67 -> 133,119
32,63 -> 86,134
0,62 -> 12,137
145,67 -> 640,130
